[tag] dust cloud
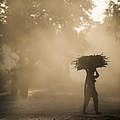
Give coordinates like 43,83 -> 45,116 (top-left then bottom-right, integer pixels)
5,0 -> 120,111
23,23 -> 120,108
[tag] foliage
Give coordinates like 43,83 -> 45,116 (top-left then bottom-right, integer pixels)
4,0 -> 94,70
105,0 -> 120,40
0,0 -> 94,93
7,0 -> 93,44
0,44 -> 19,92
0,0 -> 8,24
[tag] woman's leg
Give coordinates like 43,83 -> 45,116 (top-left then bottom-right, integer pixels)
93,91 -> 100,114
83,95 -> 91,113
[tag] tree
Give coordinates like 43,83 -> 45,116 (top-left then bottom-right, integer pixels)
6,0 -> 93,73
0,0 -> 9,92
105,0 -> 120,41
0,0 -> 94,98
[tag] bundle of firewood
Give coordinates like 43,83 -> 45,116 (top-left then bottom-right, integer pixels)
72,54 -> 108,71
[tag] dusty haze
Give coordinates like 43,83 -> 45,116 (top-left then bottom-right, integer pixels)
2,0 -> 119,114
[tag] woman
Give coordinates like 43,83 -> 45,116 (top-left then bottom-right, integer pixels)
83,67 -> 101,114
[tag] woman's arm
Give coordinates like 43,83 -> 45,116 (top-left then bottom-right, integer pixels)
94,69 -> 99,78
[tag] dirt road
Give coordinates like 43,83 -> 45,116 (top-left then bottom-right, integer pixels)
0,89 -> 120,120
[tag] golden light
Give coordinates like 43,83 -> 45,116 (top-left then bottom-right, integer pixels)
74,0 -> 113,32
91,0 -> 109,23
91,0 -> 118,23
